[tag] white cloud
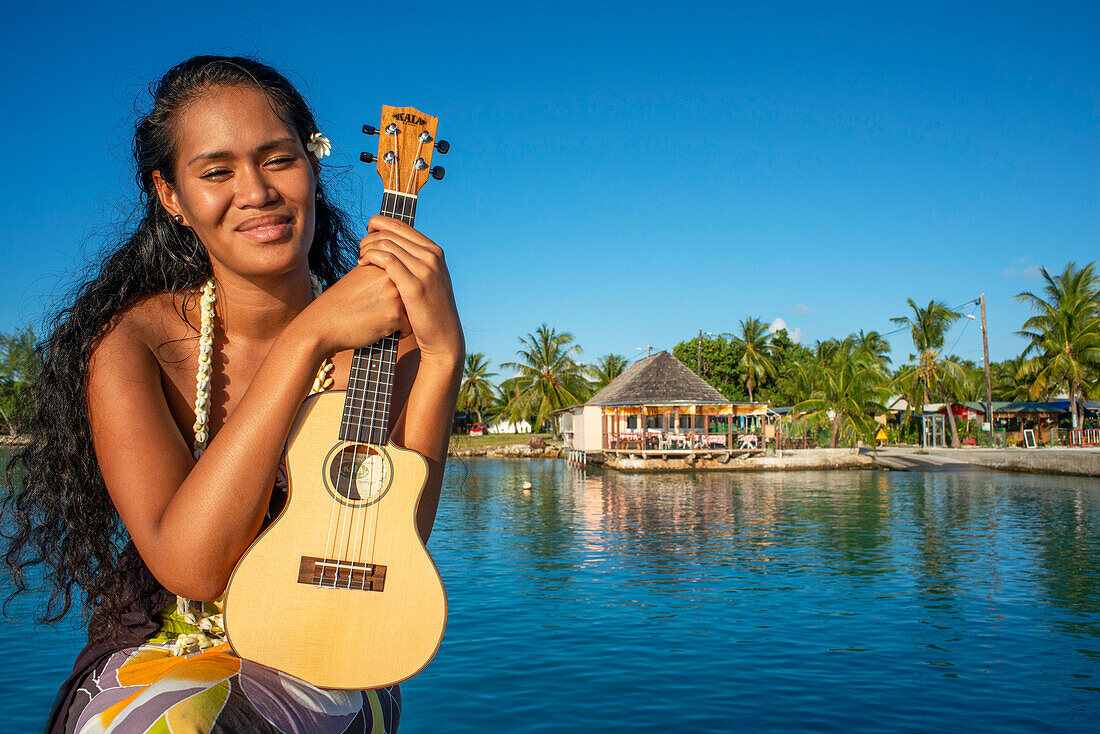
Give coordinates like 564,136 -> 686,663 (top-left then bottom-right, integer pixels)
1001,264 -> 1042,280
769,318 -> 804,343
791,303 -> 812,314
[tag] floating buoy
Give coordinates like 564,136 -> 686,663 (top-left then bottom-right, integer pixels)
522,481 -> 532,490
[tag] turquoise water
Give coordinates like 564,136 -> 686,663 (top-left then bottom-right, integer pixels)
4,460 -> 1100,731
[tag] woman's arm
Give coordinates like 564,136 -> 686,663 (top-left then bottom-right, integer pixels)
88,265 -> 410,600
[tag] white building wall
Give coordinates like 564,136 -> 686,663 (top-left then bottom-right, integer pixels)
572,408 -> 585,450
489,419 -> 531,434
583,406 -> 603,452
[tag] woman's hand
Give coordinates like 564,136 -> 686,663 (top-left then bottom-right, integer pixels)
357,216 -> 464,366
293,256 -> 412,357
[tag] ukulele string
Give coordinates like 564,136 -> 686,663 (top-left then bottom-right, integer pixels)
358,214 -> 395,576
387,134 -> 399,201
350,131 -> 399,586
369,151 -> 412,565
365,337 -> 395,569
330,348 -> 364,587
362,140 -> 402,575
363,166 -> 407,570
319,341 -> 358,588
347,345 -> 382,589
352,339 -> 384,587
403,138 -> 425,197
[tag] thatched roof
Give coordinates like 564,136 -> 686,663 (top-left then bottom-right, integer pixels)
586,351 -> 730,407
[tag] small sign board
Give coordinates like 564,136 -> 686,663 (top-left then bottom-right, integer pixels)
981,422 -> 991,432
1023,429 -> 1037,448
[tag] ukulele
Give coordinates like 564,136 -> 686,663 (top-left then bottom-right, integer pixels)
223,107 -> 449,690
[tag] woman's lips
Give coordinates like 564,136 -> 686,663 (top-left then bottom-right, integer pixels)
237,217 -> 293,242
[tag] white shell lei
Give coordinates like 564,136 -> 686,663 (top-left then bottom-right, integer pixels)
175,275 -> 334,655
191,274 -> 334,459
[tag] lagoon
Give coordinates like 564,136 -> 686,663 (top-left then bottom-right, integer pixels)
4,459 -> 1100,731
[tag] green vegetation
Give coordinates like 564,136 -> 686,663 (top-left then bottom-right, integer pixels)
448,432 -> 554,450
730,317 -> 777,404
588,353 -> 628,392
0,329 -> 40,436
1015,262 -> 1100,430
793,340 -> 890,448
890,299 -> 965,447
500,325 -> 591,436
457,352 -> 497,424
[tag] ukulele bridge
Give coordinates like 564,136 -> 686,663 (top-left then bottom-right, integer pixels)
298,556 -> 387,591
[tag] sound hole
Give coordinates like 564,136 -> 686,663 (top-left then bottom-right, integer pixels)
326,445 -> 388,506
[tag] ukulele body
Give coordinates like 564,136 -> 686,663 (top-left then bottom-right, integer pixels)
223,390 -> 448,690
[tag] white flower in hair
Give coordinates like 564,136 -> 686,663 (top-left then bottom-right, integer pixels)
307,132 -> 332,159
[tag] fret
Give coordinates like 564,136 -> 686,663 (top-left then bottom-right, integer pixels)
339,333 -> 401,444
380,191 -> 417,227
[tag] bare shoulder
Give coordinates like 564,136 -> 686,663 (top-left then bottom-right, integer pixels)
88,291 -> 197,382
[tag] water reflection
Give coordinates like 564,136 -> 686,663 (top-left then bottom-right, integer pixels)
441,459 -> 1100,655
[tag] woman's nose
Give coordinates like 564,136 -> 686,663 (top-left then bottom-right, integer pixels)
235,164 -> 279,207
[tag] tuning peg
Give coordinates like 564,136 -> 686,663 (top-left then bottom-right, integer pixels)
362,124 -> 378,135
430,166 -> 445,180
360,152 -> 376,163
435,140 -> 450,154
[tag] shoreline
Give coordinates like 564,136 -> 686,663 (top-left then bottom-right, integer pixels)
449,444 -> 1100,477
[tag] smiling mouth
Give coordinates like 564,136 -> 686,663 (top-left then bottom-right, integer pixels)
237,216 -> 294,241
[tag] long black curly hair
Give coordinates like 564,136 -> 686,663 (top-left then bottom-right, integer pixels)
1,55 -> 359,642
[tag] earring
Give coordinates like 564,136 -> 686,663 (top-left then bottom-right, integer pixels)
173,214 -> 184,224
315,192 -> 322,200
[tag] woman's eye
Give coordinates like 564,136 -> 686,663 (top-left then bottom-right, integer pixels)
200,169 -> 231,180
265,156 -> 295,167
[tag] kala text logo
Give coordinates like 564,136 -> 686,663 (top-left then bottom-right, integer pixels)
392,112 -> 427,126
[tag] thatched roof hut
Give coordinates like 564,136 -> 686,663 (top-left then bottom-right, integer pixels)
562,351 -> 767,453
587,351 -> 729,407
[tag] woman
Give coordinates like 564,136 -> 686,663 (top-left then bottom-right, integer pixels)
2,56 -> 462,733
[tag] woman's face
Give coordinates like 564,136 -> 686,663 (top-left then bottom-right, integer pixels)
154,85 -> 317,280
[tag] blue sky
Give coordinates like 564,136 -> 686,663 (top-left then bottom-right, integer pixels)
1,1 -> 1096,375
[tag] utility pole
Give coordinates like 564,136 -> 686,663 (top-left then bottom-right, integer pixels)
697,329 -> 703,375
980,294 -> 992,431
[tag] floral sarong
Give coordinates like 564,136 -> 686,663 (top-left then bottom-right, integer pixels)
61,601 -> 400,734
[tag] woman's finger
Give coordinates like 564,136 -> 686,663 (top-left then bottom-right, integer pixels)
366,215 -> 444,258
359,237 -> 440,283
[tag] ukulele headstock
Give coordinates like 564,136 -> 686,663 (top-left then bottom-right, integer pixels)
360,106 -> 447,197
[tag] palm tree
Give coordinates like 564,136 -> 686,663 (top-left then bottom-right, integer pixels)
891,299 -> 964,447
795,349 -> 889,448
853,329 -> 892,370
992,357 -> 1034,402
730,317 -> 776,403
457,352 -> 497,424
502,324 -> 590,435
588,353 -> 628,392
1015,262 -> 1100,430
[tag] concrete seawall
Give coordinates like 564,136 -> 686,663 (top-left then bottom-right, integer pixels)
925,447 -> 1100,477
598,448 -> 874,472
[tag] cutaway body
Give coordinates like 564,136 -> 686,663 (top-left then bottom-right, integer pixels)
224,391 -> 448,689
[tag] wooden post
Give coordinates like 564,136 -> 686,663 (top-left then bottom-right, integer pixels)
697,329 -> 703,375
980,293 -> 993,429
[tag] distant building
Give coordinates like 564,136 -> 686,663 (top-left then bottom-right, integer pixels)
560,351 -> 767,453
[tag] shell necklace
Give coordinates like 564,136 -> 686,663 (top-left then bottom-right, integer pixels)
191,274 -> 334,458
